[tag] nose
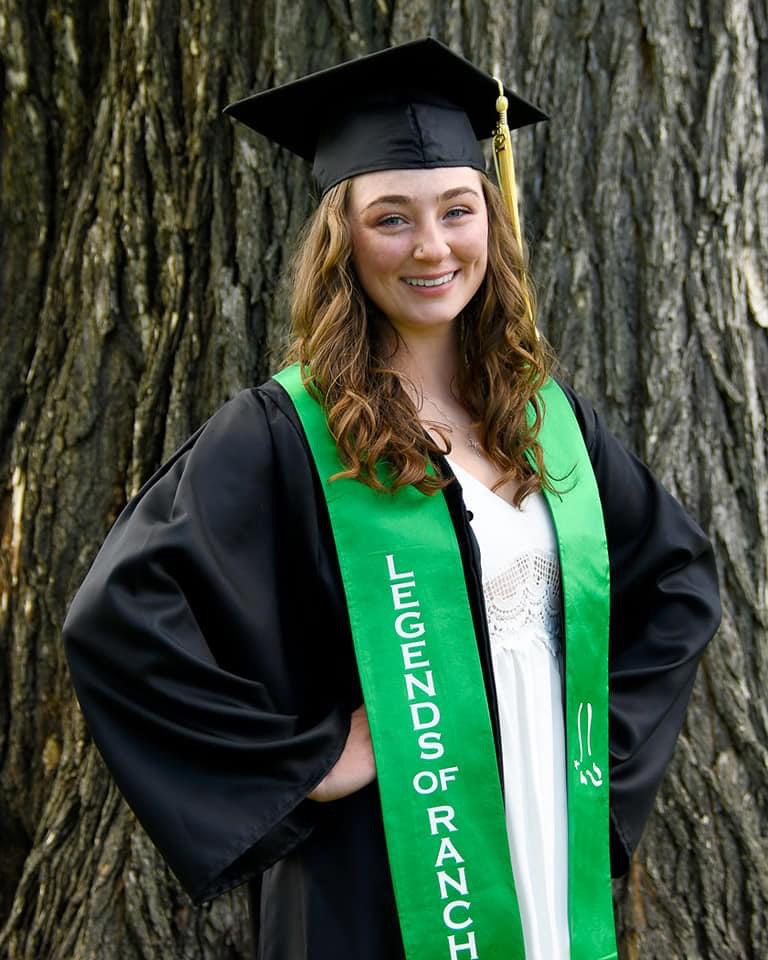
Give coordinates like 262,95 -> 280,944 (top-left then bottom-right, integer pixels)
413,218 -> 451,262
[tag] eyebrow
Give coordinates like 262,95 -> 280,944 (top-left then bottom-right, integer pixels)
363,186 -> 481,211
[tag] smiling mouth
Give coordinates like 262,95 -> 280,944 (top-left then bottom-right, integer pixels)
403,271 -> 456,288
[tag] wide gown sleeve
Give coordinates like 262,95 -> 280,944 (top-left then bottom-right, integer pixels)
63,388 -> 351,903
561,384 -> 721,875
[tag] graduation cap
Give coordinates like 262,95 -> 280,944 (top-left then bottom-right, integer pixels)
224,38 -> 547,245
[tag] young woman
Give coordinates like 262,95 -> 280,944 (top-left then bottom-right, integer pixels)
64,38 -> 720,960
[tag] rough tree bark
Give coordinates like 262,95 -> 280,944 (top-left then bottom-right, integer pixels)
0,1 -> 765,958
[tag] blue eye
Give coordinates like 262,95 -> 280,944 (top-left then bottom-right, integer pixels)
378,214 -> 405,226
445,207 -> 470,219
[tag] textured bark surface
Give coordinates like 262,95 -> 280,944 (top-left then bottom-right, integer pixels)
0,2 -> 765,958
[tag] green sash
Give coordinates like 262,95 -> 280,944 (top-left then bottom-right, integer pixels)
274,364 -> 616,960
531,382 -> 616,960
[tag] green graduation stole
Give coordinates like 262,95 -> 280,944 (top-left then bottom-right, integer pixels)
274,363 -> 616,960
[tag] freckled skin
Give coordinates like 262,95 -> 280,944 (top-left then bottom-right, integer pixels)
348,167 -> 489,341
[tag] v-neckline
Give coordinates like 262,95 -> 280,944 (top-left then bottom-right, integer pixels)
447,457 -> 520,510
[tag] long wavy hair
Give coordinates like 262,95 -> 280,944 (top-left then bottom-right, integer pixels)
284,172 -> 554,506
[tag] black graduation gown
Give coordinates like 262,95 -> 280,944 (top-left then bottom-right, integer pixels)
63,378 -> 720,960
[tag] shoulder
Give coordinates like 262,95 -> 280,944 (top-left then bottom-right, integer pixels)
546,376 -> 715,566
548,377 -> 601,453
157,380 -> 309,485
195,380 -> 306,454
547,377 -> 655,500
99,380 -> 317,549
182,379 -> 320,519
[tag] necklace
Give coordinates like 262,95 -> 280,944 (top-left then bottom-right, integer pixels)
421,394 -> 484,456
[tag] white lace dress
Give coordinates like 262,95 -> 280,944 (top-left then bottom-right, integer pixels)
448,459 -> 571,960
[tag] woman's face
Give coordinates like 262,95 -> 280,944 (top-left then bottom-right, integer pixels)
347,167 -> 488,339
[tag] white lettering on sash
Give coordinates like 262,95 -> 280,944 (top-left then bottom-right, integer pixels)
574,700 -> 603,787
427,805 -> 457,835
386,555 -> 480,955
434,838 -> 465,867
439,766 -> 459,790
443,901 -> 473,931
413,766 -> 460,796
410,701 -> 440,730
418,731 -> 444,761
386,553 -> 414,581
401,640 -> 430,669
413,770 -> 439,794
405,669 -> 435,700
448,931 -> 479,959
395,612 -> 426,638
438,866 -> 468,899
391,580 -> 419,609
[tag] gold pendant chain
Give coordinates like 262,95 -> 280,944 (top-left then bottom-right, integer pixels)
421,394 -> 484,456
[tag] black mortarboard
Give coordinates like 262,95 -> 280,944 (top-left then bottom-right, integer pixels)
223,38 -> 547,195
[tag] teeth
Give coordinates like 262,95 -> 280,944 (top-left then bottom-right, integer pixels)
404,272 -> 455,287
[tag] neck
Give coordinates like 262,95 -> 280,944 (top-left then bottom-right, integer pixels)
388,322 -> 462,403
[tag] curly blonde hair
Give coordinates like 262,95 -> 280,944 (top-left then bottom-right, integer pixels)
284,173 -> 553,506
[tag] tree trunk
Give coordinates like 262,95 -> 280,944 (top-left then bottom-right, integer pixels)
0,1 -> 764,957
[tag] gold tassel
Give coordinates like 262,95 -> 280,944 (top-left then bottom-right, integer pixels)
492,78 -> 522,247
492,77 -> 539,341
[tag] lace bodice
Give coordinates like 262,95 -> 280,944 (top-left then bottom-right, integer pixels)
483,549 -> 562,657
446,459 -> 563,658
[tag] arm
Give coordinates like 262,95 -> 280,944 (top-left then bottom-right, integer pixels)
64,388 -> 351,902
